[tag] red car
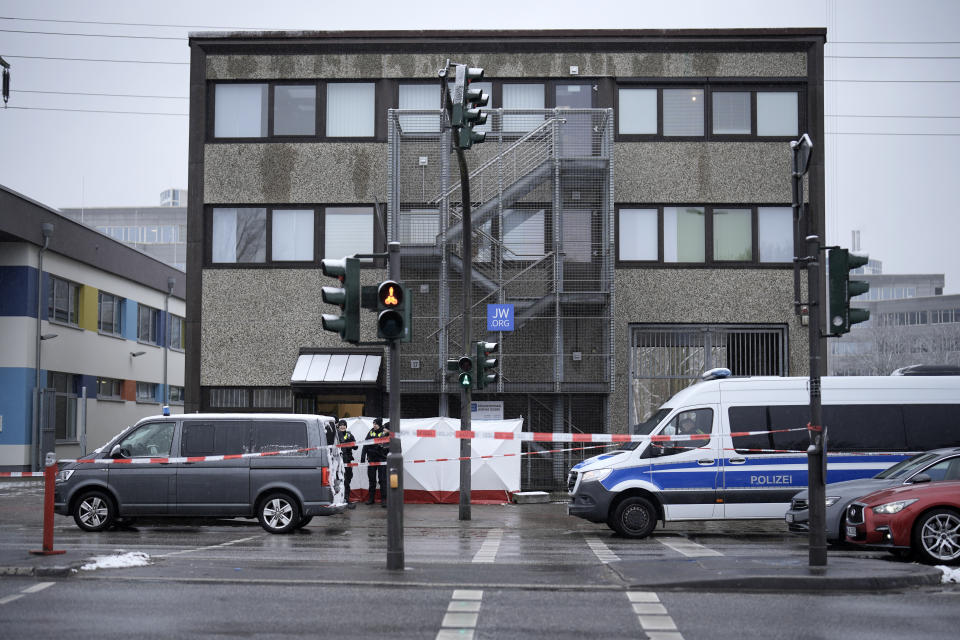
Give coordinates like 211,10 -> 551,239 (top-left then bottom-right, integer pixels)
845,479 -> 960,564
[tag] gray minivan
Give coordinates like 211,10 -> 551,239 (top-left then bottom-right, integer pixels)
54,413 -> 346,534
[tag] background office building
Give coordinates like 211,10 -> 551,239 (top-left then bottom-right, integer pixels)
61,189 -> 188,271
188,29 -> 824,489
0,186 -> 186,470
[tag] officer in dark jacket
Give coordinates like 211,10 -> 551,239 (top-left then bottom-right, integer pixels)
337,419 -> 358,508
360,417 -> 389,505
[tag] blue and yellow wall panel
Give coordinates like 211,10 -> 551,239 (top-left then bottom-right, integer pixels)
78,284 -> 98,332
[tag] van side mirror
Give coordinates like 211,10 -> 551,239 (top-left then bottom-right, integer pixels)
910,473 -> 932,484
110,444 -> 130,459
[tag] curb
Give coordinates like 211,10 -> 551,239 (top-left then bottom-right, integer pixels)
0,565 -> 77,578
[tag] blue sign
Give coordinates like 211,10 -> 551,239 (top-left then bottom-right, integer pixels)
487,304 -> 514,332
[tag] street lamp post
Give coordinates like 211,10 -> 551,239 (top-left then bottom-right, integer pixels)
32,223 -> 53,471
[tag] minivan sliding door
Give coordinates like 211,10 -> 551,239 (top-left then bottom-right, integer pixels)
175,421 -> 250,516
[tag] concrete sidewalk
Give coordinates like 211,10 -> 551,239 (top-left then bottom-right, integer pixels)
0,482 -> 945,590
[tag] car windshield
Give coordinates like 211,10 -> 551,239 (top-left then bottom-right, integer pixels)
874,452 -> 938,479
620,408 -> 672,451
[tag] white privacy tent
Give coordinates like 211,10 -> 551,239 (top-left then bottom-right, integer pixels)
344,417 -> 522,503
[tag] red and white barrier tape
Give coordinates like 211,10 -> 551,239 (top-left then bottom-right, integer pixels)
0,471 -> 46,478
345,443 -> 617,468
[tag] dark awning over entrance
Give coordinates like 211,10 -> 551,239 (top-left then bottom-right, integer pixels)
291,352 -> 382,386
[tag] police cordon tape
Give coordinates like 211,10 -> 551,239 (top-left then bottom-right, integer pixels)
1,426 -> 813,472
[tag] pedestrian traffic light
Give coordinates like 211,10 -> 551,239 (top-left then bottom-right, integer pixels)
447,356 -> 474,388
320,256 -> 360,343
376,280 -> 406,341
826,247 -> 870,336
474,341 -> 498,390
452,64 -> 487,149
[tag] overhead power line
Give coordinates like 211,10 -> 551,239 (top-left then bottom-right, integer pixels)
0,15 -> 268,30
13,89 -> 188,99
0,28 -> 186,40
5,105 -> 187,116
3,54 -> 188,65
825,54 -> 960,59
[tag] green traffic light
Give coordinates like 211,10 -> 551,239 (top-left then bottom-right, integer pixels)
826,247 -> 871,336
459,372 -> 472,387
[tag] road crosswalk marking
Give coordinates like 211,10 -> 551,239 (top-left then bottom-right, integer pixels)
472,529 -> 502,563
585,536 -> 620,563
437,589 -> 483,640
0,581 -> 55,606
657,536 -> 723,558
627,592 -> 684,640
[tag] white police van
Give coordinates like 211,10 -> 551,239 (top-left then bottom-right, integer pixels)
567,370 -> 960,538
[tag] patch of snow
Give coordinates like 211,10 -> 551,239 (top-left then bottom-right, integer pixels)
937,565 -> 960,584
80,551 -> 151,571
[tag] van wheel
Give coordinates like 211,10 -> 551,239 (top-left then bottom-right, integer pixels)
257,493 -> 300,534
609,496 -> 657,539
294,515 -> 314,530
73,491 -> 116,532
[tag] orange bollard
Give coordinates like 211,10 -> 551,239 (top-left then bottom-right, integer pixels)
30,452 -> 66,556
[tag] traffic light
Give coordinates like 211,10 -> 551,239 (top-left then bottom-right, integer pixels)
452,65 -> 488,149
320,256 -> 360,343
826,247 -> 870,336
447,356 -> 474,389
376,280 -> 407,341
474,341 -> 498,390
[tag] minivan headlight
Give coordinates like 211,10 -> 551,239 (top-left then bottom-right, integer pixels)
872,498 -> 918,515
825,496 -> 840,507
581,468 -> 612,483
55,469 -> 74,483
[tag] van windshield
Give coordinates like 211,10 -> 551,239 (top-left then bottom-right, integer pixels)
620,408 -> 672,451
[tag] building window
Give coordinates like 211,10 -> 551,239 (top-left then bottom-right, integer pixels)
48,277 -> 79,325
273,84 -> 316,136
398,83 -> 440,133
758,207 -> 794,262
97,377 -> 122,400
272,209 -> 315,261
169,315 -> 184,350
712,208 -> 752,262
664,206 -> 706,263
253,388 -> 292,409
214,83 -> 268,138
169,385 -> 185,404
98,291 -> 123,336
663,89 -> 704,137
618,88 -> 658,135
138,305 -> 160,344
618,205 -> 794,267
209,388 -> 249,408
136,382 -> 158,403
326,82 -> 376,137
502,83 -> 545,133
49,371 -> 77,441
212,207 -> 267,263
503,207 -> 546,261
618,208 -> 659,261
324,207 -> 374,260
757,91 -> 799,137
712,91 -> 751,134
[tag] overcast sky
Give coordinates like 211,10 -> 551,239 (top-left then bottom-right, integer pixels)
1,0 -> 958,292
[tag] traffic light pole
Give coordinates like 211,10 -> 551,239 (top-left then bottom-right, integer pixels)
456,144 -> 473,522
386,241 -> 405,570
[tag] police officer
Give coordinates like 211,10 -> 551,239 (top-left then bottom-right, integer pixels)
361,417 -> 389,506
337,419 -> 358,509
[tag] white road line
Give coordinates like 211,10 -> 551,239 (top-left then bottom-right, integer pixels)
657,537 -> 723,558
0,581 -> 56,606
156,535 -> 261,558
438,589 -> 483,640
585,536 -> 620,563
627,591 -> 684,640
472,529 -> 502,564
21,582 -> 55,594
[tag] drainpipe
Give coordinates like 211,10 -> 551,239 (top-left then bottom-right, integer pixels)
163,276 -> 175,407
33,222 -> 54,471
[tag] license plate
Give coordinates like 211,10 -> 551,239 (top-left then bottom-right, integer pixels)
846,526 -> 857,538
785,513 -> 794,523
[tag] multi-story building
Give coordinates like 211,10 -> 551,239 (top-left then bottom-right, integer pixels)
60,190 -> 188,271
829,272 -> 960,375
187,29 -> 825,488
0,185 -> 186,470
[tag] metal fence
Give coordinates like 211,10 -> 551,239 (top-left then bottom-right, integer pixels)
627,324 -> 789,428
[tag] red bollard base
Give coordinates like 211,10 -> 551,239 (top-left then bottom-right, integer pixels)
29,549 -> 66,556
